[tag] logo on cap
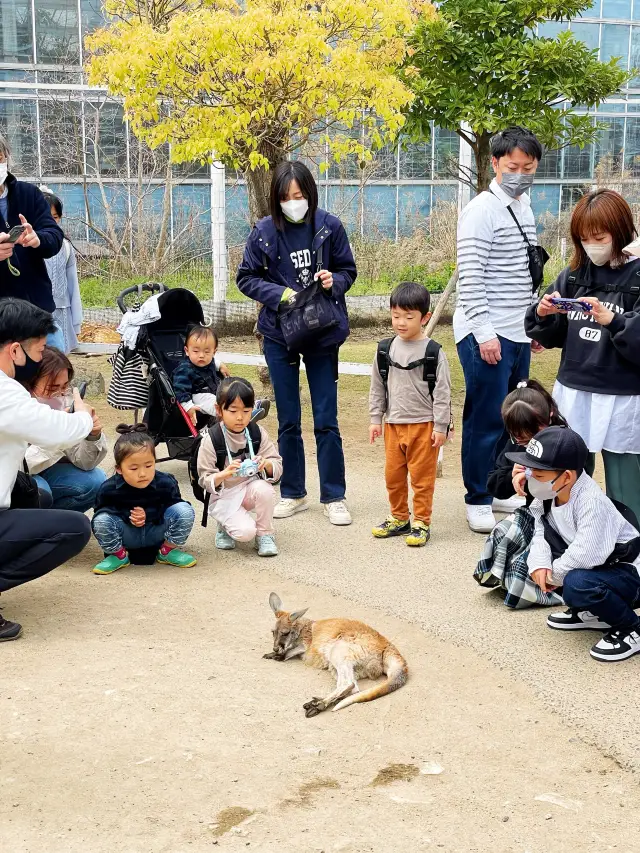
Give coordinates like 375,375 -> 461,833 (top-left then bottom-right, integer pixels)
526,438 -> 543,459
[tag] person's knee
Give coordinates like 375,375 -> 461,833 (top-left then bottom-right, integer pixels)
562,570 -> 597,607
227,518 -> 257,542
166,501 -> 195,524
92,511 -> 119,537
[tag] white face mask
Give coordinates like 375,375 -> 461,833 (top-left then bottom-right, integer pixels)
525,469 -> 566,501
280,198 -> 308,222
581,240 -> 613,266
0,162 -> 7,186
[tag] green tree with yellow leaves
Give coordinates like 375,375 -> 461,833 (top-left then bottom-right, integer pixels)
87,0 -> 430,223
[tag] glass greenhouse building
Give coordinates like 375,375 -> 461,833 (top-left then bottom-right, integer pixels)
1,0 -> 640,257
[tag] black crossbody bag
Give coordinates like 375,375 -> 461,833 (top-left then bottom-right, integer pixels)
277,242 -> 342,351
10,460 -> 40,509
505,203 -> 549,292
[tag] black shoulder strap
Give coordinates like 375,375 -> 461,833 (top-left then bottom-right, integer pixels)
209,422 -> 228,472
247,421 -> 262,456
316,241 -> 323,273
423,339 -> 441,400
505,203 -> 533,248
376,337 -> 395,404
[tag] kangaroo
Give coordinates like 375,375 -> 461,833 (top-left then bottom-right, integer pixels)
263,592 -> 408,717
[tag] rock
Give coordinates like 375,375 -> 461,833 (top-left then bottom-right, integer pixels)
501,816 -> 509,823
70,366 -> 105,396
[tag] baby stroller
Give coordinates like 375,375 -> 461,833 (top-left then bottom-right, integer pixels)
115,283 -> 208,463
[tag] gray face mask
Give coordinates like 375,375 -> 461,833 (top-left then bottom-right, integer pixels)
500,173 -> 534,198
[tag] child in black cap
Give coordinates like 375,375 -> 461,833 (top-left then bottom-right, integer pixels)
507,426 -> 640,662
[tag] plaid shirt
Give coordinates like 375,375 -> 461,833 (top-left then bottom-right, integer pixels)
474,508 -> 564,609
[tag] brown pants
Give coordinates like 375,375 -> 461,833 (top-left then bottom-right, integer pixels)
384,422 -> 439,525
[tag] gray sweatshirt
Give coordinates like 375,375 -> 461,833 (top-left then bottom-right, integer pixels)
369,335 -> 452,434
528,472 -> 640,586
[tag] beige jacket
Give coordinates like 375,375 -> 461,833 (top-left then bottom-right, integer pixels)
197,425 -> 283,495
26,432 -> 109,476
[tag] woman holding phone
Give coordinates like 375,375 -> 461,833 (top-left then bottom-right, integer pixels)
22,346 -> 107,512
525,189 -> 640,519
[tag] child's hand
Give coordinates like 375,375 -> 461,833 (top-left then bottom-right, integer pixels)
255,456 -> 274,477
432,430 -> 447,449
369,424 -> 383,444
223,459 -> 242,479
580,297 -> 615,326
130,506 -> 146,527
219,362 -> 230,378
531,568 -> 557,593
189,407 -> 200,425
512,470 -> 527,497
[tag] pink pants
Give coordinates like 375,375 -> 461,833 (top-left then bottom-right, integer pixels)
223,480 -> 276,541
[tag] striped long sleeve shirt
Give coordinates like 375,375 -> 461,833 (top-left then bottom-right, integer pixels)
527,473 -> 640,586
453,178 -> 537,345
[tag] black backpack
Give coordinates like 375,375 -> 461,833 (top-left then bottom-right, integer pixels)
188,421 -> 262,527
376,336 -> 453,434
376,336 -> 441,401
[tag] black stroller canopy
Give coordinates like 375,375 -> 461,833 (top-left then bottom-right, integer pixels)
149,288 -> 205,332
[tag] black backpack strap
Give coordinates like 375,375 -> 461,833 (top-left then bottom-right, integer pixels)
247,421 -> 262,456
422,339 -> 441,400
208,422 -> 228,472
376,337 -> 395,406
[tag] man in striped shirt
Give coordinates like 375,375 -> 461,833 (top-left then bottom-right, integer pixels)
454,127 -> 543,533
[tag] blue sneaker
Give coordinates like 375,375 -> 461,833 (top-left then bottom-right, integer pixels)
256,534 -> 278,557
215,525 -> 236,550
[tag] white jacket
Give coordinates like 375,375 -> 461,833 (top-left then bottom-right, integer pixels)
25,431 -> 108,476
0,369 -> 93,509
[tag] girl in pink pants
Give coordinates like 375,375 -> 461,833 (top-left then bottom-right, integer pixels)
197,377 -> 282,557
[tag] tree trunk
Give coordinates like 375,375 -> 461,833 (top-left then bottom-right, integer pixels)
245,166 -> 273,227
474,133 -> 492,193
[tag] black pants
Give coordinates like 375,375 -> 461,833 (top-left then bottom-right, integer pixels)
0,509 -> 91,593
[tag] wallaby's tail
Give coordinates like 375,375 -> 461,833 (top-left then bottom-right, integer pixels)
332,646 -> 408,712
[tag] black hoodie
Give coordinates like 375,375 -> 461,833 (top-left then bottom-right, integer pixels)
525,259 -> 640,396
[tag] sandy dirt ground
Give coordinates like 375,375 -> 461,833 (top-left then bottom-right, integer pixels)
1,381 -> 637,853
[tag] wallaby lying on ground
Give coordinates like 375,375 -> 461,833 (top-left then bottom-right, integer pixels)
264,593 -> 408,717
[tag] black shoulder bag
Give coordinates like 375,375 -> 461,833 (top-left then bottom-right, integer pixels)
505,203 -> 549,293
10,460 -> 40,509
277,242 -> 342,351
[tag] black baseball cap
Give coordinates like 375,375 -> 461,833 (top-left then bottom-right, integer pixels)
505,426 -> 588,472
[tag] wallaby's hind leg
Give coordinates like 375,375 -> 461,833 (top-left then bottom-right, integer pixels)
303,662 -> 357,718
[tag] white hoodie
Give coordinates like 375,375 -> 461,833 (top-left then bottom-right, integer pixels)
0,368 -> 93,509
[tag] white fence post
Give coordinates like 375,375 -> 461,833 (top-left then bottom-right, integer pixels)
211,159 -> 228,323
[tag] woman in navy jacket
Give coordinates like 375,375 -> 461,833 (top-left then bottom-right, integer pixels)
0,136 -> 64,319
237,161 -> 357,526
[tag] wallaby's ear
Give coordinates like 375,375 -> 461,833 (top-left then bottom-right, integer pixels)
289,608 -> 308,622
269,592 -> 282,614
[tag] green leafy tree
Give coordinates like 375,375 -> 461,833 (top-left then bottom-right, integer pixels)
402,0 -> 630,191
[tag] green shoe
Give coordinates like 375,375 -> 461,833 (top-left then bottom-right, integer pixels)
406,521 -> 431,547
93,554 -> 130,575
156,548 -> 197,568
372,516 -> 411,539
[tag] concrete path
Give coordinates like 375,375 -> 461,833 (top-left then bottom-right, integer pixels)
3,426 -> 640,852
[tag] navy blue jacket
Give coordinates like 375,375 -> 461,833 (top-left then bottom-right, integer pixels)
94,471 -> 186,527
236,209 -> 357,349
172,358 -> 223,404
0,173 -> 64,312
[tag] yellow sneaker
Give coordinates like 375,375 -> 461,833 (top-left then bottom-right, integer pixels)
406,521 -> 431,547
372,516 -> 411,539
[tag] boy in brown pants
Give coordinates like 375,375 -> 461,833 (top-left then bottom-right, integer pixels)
369,282 -> 452,546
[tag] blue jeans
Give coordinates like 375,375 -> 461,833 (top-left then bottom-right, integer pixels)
457,334 -> 531,505
263,338 -> 345,503
91,501 -> 195,554
46,324 -> 65,352
563,565 -> 640,633
35,463 -> 107,512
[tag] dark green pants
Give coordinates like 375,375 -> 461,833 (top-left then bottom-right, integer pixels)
586,451 -> 640,524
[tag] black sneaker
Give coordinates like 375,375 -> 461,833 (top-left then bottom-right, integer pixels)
0,614 -> 23,641
590,629 -> 640,662
547,609 -> 611,632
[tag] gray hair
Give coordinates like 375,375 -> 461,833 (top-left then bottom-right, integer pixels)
0,133 -> 11,160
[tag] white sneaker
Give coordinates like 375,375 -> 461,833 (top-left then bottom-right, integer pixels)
323,500 -> 352,526
492,495 -> 526,513
273,497 -> 309,519
466,504 -> 496,534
